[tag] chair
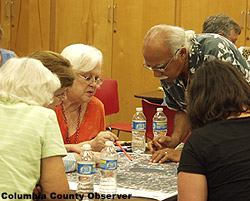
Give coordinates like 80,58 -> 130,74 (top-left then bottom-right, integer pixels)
94,78 -> 132,137
142,99 -> 176,140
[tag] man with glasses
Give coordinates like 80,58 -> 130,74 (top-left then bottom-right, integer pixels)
143,24 -> 250,163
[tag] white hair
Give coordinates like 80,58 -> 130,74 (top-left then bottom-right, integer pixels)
0,58 -> 60,106
145,24 -> 195,56
60,44 -> 103,73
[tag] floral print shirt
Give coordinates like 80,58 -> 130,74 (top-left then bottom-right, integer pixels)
161,33 -> 250,111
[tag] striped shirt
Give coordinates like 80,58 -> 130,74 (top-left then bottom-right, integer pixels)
0,101 -> 67,200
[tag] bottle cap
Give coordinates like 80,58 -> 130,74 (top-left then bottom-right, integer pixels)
105,141 -> 113,146
82,144 -> 91,150
157,108 -> 163,112
136,107 -> 143,112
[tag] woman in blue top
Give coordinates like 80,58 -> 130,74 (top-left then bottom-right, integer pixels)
0,25 -> 16,67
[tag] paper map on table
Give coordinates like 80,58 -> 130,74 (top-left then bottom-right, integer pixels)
67,153 -> 178,201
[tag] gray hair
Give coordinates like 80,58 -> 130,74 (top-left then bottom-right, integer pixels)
144,24 -> 195,56
0,58 -> 60,106
60,44 -> 103,73
202,14 -> 241,37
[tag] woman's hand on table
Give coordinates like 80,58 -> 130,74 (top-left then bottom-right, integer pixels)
90,131 -> 118,152
150,148 -> 182,163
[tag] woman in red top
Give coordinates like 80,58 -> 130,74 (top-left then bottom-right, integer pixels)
55,44 -> 117,152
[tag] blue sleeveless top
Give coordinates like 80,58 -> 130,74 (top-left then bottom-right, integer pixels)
0,48 -> 15,67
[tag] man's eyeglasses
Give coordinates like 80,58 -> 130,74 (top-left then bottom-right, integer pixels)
143,49 -> 180,72
78,74 -> 104,86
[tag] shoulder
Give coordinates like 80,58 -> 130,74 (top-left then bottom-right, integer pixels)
89,96 -> 104,109
0,48 -> 15,57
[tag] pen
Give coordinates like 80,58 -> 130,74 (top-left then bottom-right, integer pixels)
114,140 -> 132,161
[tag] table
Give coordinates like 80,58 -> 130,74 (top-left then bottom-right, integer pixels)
134,90 -> 164,104
67,153 -> 178,201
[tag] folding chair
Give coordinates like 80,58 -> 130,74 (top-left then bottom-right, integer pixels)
142,99 -> 176,140
94,78 -> 131,137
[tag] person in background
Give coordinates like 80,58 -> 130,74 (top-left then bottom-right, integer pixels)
0,25 -> 17,67
202,13 -> 241,45
143,24 -> 250,163
0,58 -> 69,200
56,44 -> 118,152
178,59 -> 250,201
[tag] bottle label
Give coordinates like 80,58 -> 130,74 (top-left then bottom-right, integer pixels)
100,159 -> 117,170
132,121 -> 146,130
77,163 -> 96,175
153,121 -> 167,130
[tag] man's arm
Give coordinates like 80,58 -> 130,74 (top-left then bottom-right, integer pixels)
171,110 -> 191,146
148,110 -> 190,151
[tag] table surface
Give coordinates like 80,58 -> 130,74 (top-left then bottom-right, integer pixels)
67,153 -> 178,201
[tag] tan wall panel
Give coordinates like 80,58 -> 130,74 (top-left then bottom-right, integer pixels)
176,0 -> 248,47
0,0 -> 11,50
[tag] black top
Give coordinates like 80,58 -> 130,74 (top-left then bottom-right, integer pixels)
178,117 -> 250,201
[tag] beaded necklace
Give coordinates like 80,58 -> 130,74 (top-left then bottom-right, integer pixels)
61,103 -> 82,144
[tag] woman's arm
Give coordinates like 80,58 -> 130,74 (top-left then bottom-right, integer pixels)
178,171 -> 207,201
40,156 -> 69,200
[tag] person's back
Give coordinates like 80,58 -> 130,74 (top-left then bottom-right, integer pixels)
0,58 -> 69,200
0,102 -> 65,197
180,118 -> 250,200
178,60 -> 250,201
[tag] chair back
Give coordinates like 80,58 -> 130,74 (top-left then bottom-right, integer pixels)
94,78 -> 119,116
142,99 -> 176,140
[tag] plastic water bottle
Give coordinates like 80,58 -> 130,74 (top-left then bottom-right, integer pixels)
76,144 -> 95,201
153,108 -> 167,138
99,141 -> 118,200
132,107 -> 146,153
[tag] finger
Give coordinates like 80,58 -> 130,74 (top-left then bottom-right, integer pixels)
158,136 -> 171,144
153,139 -> 164,150
152,152 -> 166,163
159,155 -> 169,164
148,142 -> 154,153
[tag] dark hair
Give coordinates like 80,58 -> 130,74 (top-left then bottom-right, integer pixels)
187,59 -> 250,130
28,50 -> 75,88
202,14 -> 241,36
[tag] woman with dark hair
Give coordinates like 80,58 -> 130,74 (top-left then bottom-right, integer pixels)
178,59 -> 250,201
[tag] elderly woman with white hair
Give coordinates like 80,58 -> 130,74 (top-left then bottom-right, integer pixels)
55,44 -> 118,152
0,58 -> 69,200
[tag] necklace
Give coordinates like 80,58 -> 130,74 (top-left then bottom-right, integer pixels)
61,103 -> 82,144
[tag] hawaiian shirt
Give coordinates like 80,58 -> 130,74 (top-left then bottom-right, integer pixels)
161,33 -> 250,111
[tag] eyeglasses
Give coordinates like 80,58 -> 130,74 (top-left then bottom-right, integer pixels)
78,74 -> 104,86
143,49 -> 180,72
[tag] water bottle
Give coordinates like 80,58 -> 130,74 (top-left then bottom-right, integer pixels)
132,107 -> 146,153
99,141 -> 118,201
153,108 -> 167,138
76,144 -> 95,201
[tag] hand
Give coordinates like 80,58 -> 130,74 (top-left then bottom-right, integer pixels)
150,148 -> 182,163
90,131 -> 118,152
148,136 -> 178,153
65,144 -> 82,154
93,152 -> 100,168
